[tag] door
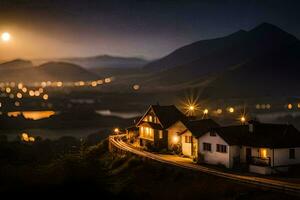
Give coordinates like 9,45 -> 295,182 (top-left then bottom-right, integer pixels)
246,148 -> 251,163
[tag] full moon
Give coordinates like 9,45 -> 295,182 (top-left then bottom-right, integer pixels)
1,32 -> 11,42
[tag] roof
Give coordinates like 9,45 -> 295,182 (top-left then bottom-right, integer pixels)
212,123 -> 300,148
180,119 -> 220,137
137,105 -> 187,129
138,121 -> 163,130
126,126 -> 139,131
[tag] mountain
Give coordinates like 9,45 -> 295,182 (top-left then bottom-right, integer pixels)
0,59 -> 33,69
0,61 -> 98,83
43,55 -> 149,69
143,23 -> 300,88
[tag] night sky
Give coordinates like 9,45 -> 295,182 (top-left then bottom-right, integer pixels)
0,0 -> 299,60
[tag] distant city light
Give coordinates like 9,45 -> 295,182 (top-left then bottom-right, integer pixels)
5,87 -> 11,93
16,93 -> 22,99
288,103 -> 293,110
29,90 -> 35,96
91,81 -> 97,87
34,91 -> 40,96
22,87 -> 27,93
104,78 -> 111,83
43,94 -> 49,100
133,84 -> 140,90
216,109 -> 222,114
18,83 -> 23,89
228,107 -> 234,113
14,101 -> 20,107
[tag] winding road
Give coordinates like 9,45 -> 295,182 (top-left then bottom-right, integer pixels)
109,134 -> 300,196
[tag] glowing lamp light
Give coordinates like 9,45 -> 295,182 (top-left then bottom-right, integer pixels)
21,133 -> 29,142
43,94 -> 49,100
16,93 -> 22,99
133,84 -> 140,90
29,137 -> 35,142
172,135 -> 179,144
91,81 -> 97,87
287,103 -> 293,110
203,109 -> 208,115
228,107 -> 234,113
1,32 -> 11,42
189,105 -> 195,111
114,128 -> 120,134
241,116 -> 246,123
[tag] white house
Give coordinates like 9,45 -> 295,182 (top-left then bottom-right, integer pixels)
198,121 -> 300,174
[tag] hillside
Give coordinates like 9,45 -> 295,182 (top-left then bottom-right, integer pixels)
0,61 -> 98,82
143,23 -> 299,86
37,55 -> 149,69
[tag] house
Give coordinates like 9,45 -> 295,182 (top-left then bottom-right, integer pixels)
198,120 -> 300,174
126,126 -> 139,142
136,104 -> 187,150
171,119 -> 220,158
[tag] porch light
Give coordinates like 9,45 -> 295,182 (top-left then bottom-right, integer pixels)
172,135 -> 179,144
203,109 -> 208,114
114,128 -> 120,134
241,116 -> 246,123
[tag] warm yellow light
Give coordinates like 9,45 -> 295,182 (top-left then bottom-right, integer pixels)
41,82 -> 47,88
105,78 -> 111,83
260,148 -> 267,158
14,101 -> 20,107
17,93 -> 22,99
189,105 -> 195,111
288,103 -> 293,110
172,135 -> 179,143
203,109 -> 208,114
114,128 -> 119,133
241,116 -> 246,123
5,87 -> 11,93
34,91 -> 40,96
18,83 -> 23,89
38,88 -> 44,93
133,84 -> 140,90
29,90 -> 35,96
91,81 -> 97,87
21,133 -> 29,142
97,80 -> 103,84
228,107 -> 234,113
1,32 -> 11,42
29,137 -> 35,142
216,109 -> 222,114
22,87 -> 27,93
43,94 -> 49,100
57,81 -> 63,87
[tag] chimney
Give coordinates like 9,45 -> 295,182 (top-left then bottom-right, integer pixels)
249,123 -> 254,133
248,119 -> 259,133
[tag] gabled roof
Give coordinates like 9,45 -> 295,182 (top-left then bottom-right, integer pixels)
137,105 -> 187,129
212,123 -> 300,148
180,119 -> 220,137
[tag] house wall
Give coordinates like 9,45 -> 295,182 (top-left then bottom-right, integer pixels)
181,131 -> 192,156
229,146 -> 241,168
198,132 -> 231,168
273,147 -> 300,166
180,131 -> 198,157
167,121 -> 187,150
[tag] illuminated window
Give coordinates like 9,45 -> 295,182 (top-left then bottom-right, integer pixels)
159,130 -> 163,139
148,115 -> 153,122
260,148 -> 267,158
185,136 -> 192,143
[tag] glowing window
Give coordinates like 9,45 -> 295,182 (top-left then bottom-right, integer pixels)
260,148 -> 267,158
